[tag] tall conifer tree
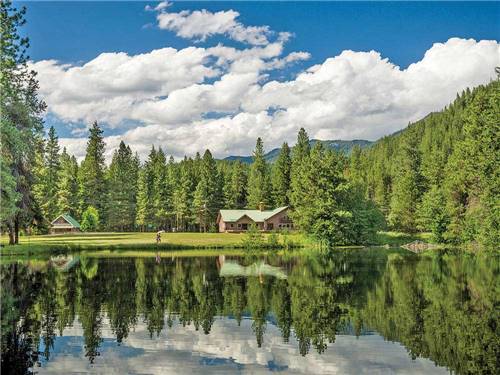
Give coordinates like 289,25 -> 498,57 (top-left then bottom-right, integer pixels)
78,121 -> 107,224
57,148 -> 79,217
224,160 -> 248,209
247,138 -> 272,209
388,132 -> 424,232
107,141 -> 138,230
41,126 -> 61,220
290,128 -> 310,212
193,150 -> 220,231
1,1 -> 46,243
272,142 -> 291,206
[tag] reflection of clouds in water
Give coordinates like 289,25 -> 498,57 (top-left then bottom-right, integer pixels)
38,317 -> 448,374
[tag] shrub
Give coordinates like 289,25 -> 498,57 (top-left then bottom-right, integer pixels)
81,206 -> 99,232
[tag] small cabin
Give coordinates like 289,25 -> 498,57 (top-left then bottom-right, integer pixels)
216,206 -> 293,233
50,214 -> 81,234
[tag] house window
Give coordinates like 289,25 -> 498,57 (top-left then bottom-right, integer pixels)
237,224 -> 241,228
230,223 -> 234,228
267,223 -> 274,230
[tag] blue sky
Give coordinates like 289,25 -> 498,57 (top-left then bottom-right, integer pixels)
23,2 -> 499,68
21,1 -> 500,159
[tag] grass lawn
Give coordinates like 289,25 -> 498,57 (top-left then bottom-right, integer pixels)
0,231 -> 434,255
0,231 -> 310,254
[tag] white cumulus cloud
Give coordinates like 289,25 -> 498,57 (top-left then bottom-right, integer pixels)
155,5 -> 272,45
31,37 -> 499,162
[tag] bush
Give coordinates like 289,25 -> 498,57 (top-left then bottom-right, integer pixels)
81,206 -> 99,232
267,231 -> 280,249
241,224 -> 264,250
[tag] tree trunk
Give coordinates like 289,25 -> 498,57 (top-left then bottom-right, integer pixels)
14,218 -> 19,244
8,223 -> 15,245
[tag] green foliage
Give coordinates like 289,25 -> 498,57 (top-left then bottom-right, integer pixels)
193,150 -> 221,232
289,128 -> 310,212
33,126 -> 62,226
388,131 -> 424,232
106,141 -> 139,231
135,148 -> 156,230
247,138 -> 272,209
266,231 -> 280,249
357,80 -> 499,248
57,149 -> 79,218
81,206 -> 99,232
173,158 -> 195,231
290,138 -> 383,246
0,0 -> 46,243
78,122 -> 107,219
241,224 -> 265,249
151,148 -> 170,227
272,142 -> 291,206
224,160 -> 248,209
418,185 -> 448,242
0,154 -> 20,224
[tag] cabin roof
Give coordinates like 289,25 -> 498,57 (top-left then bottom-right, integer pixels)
51,213 -> 81,228
218,206 -> 288,223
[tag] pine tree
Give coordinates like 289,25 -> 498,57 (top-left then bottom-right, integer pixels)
78,121 -> 107,225
152,147 -> 169,229
1,1 -> 46,243
33,137 -> 47,222
135,147 -> 156,231
106,141 -> 138,231
42,126 -> 61,220
272,142 -> 291,206
247,138 -> 272,209
388,132 -> 424,232
444,80 -> 500,246
57,148 -> 79,218
291,143 -> 352,245
135,168 -> 149,231
224,160 -> 248,209
165,155 -> 177,228
173,162 -> 193,231
193,150 -> 220,232
289,128 -> 310,213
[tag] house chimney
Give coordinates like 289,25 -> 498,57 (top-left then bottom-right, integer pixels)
259,202 -> 265,211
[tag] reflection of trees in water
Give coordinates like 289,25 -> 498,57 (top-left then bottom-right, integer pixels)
361,252 -> 499,375
1,250 -> 497,374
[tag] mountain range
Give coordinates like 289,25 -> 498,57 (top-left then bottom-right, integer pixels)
223,139 -> 373,163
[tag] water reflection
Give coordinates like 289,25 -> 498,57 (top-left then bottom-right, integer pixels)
1,249 -> 497,374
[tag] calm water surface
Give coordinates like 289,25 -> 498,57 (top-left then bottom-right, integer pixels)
1,248 -> 498,374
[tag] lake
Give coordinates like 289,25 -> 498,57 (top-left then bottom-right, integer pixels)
1,248 -> 498,374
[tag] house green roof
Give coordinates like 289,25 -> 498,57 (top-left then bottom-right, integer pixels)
51,213 -> 81,228
218,206 -> 288,223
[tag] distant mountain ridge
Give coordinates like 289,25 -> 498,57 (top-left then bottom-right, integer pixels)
223,139 -> 373,163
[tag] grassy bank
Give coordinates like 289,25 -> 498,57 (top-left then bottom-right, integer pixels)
0,232 -> 310,255
0,231 -> 436,256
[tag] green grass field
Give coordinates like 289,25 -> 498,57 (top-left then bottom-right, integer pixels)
0,231 -> 311,254
0,231 -> 431,255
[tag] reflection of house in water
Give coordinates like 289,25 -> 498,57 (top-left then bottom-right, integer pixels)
50,255 -> 80,272
216,255 -> 287,280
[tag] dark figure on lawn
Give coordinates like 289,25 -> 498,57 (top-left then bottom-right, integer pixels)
156,231 -> 161,244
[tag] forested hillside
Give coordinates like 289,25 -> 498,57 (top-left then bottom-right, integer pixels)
350,80 -> 499,247
224,139 -> 372,163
